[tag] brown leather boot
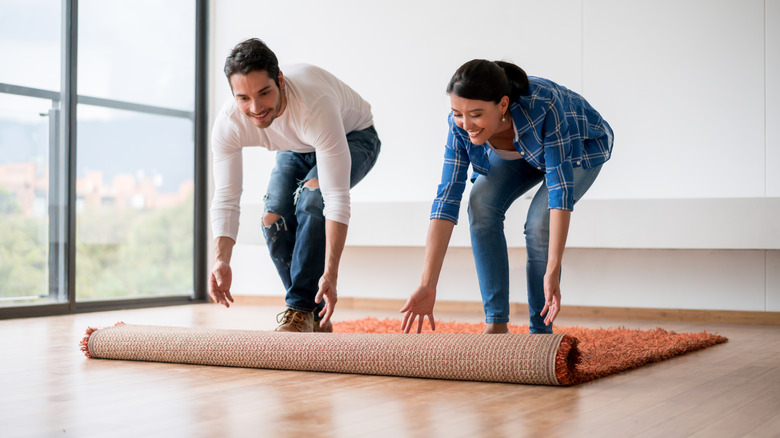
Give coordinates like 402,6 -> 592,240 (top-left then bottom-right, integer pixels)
275,309 -> 314,332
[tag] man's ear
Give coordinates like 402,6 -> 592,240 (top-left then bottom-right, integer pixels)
278,70 -> 285,90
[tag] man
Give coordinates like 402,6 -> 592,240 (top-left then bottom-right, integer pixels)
209,38 -> 381,332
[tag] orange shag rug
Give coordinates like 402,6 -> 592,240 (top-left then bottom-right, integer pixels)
334,318 -> 728,384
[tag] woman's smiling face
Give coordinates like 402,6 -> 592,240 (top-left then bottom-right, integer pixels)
450,94 -> 508,145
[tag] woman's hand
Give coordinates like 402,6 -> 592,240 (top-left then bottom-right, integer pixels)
401,219 -> 453,334
400,285 -> 437,334
542,209 -> 570,327
540,270 -> 561,326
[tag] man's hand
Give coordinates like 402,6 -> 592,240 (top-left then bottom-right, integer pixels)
400,285 -> 437,334
209,259 -> 235,308
315,272 -> 338,327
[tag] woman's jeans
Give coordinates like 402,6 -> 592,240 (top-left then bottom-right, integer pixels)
468,153 -> 602,333
262,126 -> 381,317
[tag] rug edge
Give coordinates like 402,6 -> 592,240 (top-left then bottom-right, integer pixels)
80,322 -> 125,359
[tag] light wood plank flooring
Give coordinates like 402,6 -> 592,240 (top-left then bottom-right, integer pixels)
1,303 -> 778,438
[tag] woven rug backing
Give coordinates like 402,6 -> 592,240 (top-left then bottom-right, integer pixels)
81,323 -> 579,386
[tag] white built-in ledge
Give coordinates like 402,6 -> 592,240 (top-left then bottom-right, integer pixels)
346,197 -> 780,250
235,198 -> 780,250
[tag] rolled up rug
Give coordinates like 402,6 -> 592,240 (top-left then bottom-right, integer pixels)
81,323 -> 580,386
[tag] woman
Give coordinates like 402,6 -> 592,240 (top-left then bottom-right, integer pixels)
401,59 -> 613,334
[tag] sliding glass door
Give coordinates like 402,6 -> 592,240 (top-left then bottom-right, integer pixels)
0,0 -> 207,317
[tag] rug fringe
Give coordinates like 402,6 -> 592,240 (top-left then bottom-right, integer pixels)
80,322 -> 124,359
555,335 -> 581,386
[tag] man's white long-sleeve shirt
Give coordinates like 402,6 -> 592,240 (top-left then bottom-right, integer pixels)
210,64 -> 374,241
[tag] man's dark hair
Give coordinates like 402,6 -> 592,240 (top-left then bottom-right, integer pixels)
223,38 -> 280,88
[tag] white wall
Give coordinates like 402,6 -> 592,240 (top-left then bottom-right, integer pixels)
210,1 -> 779,314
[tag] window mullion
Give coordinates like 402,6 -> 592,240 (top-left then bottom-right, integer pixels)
61,0 -> 78,309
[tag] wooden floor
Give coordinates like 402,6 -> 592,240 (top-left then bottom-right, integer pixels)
1,303 -> 779,438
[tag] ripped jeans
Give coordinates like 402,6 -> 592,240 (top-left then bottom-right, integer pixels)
262,126 -> 381,316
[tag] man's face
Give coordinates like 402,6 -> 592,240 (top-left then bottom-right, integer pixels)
229,70 -> 285,129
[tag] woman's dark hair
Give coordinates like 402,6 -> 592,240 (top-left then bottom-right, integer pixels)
223,38 -> 281,87
446,59 -> 529,102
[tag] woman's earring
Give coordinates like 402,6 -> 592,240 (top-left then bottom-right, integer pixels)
502,113 -> 506,122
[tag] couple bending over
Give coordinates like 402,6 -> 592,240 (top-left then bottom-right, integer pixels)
208,38 -> 614,335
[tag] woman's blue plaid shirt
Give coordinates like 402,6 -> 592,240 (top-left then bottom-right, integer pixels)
430,76 -> 614,224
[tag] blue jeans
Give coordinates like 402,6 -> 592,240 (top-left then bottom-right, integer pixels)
262,126 -> 381,316
468,153 -> 602,333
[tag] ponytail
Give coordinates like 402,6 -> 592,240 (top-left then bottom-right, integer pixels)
494,61 -> 529,101
446,59 -> 529,103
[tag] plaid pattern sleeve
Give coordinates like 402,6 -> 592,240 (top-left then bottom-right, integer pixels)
428,77 -> 613,219
514,77 -> 614,210
430,125 -> 471,224
542,92 -> 575,210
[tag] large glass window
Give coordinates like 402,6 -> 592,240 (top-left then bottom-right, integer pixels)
75,107 -> 194,300
0,0 -> 61,91
75,0 -> 196,302
0,0 -> 206,316
78,0 -> 196,109
0,94 -> 62,305
0,0 -> 64,307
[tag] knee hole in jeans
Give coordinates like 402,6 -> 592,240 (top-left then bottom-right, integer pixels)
262,212 -> 281,228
